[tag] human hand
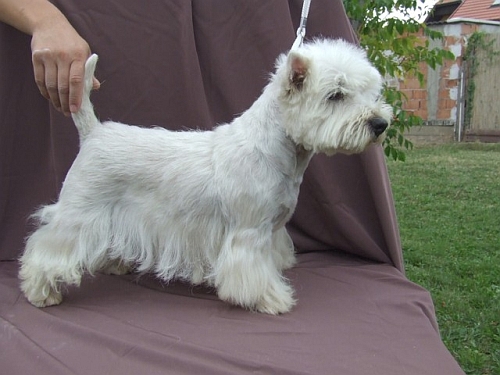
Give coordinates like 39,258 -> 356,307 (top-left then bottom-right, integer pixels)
31,19 -> 100,116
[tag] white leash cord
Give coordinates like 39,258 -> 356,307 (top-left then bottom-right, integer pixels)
291,0 -> 311,50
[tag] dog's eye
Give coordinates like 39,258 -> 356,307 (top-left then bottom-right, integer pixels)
327,92 -> 344,101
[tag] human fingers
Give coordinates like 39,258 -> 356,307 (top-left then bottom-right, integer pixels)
67,62 -> 101,114
33,48 -> 68,113
31,22 -> 92,115
67,58 -> 85,114
32,48 -> 50,101
57,56 -> 78,116
42,56 -> 65,114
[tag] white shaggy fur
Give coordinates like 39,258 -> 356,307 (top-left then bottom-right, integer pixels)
19,39 -> 392,314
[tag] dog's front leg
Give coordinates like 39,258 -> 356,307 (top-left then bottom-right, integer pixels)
271,227 -> 296,271
214,228 -> 295,314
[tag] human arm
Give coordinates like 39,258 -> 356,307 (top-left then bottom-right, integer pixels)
0,0 -> 100,115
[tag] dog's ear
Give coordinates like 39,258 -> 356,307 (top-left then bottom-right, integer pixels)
287,51 -> 310,90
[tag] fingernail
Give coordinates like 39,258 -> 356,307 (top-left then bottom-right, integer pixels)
70,105 -> 78,113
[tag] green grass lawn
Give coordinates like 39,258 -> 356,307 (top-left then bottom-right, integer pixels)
387,143 -> 500,375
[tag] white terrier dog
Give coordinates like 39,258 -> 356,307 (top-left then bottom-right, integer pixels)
20,39 -> 391,314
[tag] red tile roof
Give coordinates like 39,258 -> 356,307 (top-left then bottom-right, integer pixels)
451,0 -> 500,21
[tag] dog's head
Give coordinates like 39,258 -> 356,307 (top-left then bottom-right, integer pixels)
274,38 -> 392,155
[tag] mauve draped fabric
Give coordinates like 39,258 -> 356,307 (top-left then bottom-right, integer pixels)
0,0 -> 463,374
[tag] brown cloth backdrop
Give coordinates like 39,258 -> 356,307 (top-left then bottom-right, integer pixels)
0,1 -> 464,374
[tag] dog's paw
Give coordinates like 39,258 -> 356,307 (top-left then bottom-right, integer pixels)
23,286 -> 63,308
101,260 -> 132,276
254,280 -> 296,315
20,269 -> 64,308
31,292 -> 63,308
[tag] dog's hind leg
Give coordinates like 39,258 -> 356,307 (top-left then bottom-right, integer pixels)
214,228 -> 296,314
19,208 -> 83,307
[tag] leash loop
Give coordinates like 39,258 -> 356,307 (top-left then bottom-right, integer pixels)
291,0 -> 311,50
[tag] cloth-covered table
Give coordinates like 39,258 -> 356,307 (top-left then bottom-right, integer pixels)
0,1 -> 464,374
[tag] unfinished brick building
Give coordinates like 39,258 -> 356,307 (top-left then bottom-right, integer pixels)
400,0 -> 500,143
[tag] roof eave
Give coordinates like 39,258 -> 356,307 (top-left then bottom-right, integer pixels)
447,17 -> 500,25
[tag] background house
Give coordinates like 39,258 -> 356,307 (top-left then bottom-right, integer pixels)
400,0 -> 500,143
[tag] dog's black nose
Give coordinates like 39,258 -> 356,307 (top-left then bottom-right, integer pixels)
368,117 -> 388,137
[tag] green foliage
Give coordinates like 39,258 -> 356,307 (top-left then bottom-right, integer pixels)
343,0 -> 455,161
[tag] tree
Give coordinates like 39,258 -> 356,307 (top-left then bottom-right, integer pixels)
343,0 -> 455,161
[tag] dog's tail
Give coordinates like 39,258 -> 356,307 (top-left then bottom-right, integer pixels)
72,54 -> 99,141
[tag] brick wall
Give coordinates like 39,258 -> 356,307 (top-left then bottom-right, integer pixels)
398,22 -> 486,126
399,62 -> 428,119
